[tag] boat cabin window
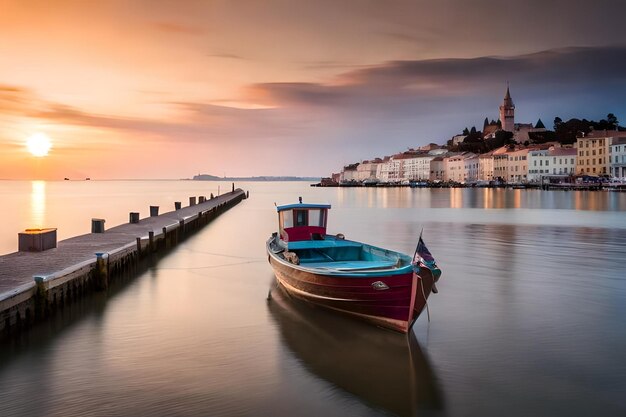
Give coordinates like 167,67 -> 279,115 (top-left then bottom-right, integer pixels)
295,210 -> 308,226
280,208 -> 327,229
309,209 -> 325,227
281,211 -> 293,228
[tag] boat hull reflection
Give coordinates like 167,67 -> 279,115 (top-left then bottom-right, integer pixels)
268,285 -> 445,417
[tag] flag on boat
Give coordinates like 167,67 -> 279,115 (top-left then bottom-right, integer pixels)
413,235 -> 435,265
412,234 -> 441,281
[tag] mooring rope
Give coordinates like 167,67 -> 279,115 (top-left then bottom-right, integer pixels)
156,259 -> 265,271
419,275 -> 430,322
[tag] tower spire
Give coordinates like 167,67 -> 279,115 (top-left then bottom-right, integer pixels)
499,83 -> 515,132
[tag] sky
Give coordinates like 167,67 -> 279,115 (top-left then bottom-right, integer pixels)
1,0 -> 626,179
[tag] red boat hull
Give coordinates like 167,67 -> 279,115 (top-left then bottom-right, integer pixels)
267,248 -> 436,333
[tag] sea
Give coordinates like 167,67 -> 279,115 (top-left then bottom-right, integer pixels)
0,180 -> 625,417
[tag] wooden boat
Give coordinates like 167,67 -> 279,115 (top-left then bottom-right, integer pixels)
266,199 -> 442,333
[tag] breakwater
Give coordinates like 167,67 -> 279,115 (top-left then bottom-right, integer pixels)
0,188 -> 247,338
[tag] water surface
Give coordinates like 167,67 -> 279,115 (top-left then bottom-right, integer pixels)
0,181 -> 625,416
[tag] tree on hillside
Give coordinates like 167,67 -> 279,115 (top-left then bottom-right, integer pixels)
553,116 -> 563,131
484,130 -> 514,151
483,117 -> 489,129
607,113 -> 619,128
470,126 -> 477,134
462,127 -> 470,135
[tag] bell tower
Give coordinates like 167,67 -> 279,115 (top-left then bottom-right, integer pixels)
499,85 -> 515,132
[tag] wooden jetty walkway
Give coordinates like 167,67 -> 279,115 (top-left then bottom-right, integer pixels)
0,188 -> 247,337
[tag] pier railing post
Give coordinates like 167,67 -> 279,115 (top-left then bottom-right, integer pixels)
136,237 -> 142,257
94,253 -> 108,290
33,276 -> 48,320
175,202 -> 182,210
189,197 -> 196,206
149,231 -> 155,252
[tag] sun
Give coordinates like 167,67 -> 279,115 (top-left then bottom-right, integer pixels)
26,133 -> 52,157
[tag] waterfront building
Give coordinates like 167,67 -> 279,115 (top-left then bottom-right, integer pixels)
377,156 -> 403,183
356,159 -> 382,182
506,148 -> 530,183
528,147 -> 577,182
610,137 -> 626,179
478,152 -> 494,181
499,86 -> 515,133
403,150 -> 446,181
444,152 -> 477,183
394,152 -> 420,181
575,130 -> 626,175
464,154 -> 480,183
340,163 -> 359,182
430,157 -> 446,182
492,147 -> 509,181
527,149 -> 550,182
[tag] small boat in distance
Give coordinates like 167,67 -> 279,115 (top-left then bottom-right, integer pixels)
266,198 -> 442,333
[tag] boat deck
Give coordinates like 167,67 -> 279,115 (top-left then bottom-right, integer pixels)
299,260 -> 400,271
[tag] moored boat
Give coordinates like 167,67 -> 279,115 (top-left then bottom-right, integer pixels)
266,198 -> 442,333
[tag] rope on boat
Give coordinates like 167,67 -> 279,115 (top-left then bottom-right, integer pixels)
156,259 -> 265,271
420,275 -> 430,322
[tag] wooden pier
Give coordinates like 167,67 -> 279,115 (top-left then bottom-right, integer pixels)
0,189 -> 247,338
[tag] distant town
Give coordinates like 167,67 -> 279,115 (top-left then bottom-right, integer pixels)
323,87 -> 626,188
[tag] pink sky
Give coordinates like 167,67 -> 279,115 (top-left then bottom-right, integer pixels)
1,0 -> 625,179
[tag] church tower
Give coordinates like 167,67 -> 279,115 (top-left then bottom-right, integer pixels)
499,85 -> 515,132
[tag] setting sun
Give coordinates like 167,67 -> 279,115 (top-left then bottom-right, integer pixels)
26,133 -> 52,157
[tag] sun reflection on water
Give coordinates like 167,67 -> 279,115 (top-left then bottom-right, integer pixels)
30,180 -> 46,228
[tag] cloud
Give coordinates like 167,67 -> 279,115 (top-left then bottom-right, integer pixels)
208,53 -> 247,60
0,84 -> 39,114
247,46 -> 626,117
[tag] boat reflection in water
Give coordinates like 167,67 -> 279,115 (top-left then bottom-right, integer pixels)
268,286 -> 445,417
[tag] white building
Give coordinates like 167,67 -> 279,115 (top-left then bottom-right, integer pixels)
377,156 -> 403,183
610,137 -> 626,179
527,149 -> 550,182
464,154 -> 480,183
478,153 -> 494,181
402,154 -> 437,181
340,163 -> 359,182
356,159 -> 381,182
445,152 -> 477,183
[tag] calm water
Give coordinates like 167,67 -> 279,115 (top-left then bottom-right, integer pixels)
0,181 -> 625,417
